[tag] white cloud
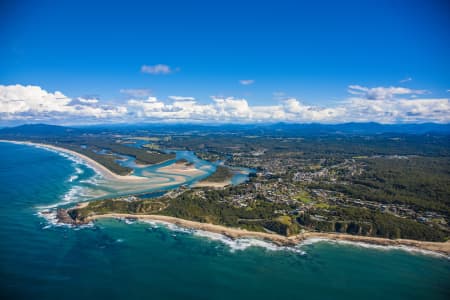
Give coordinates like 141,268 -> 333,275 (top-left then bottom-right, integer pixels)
1,84 -> 448,124
0,84 -> 127,122
76,98 -> 99,104
400,77 -> 412,83
342,84 -> 449,123
348,85 -> 427,100
120,88 -> 151,98
239,79 -> 255,85
141,64 -> 173,75
126,95 -> 344,123
168,96 -> 196,101
343,97 -> 449,123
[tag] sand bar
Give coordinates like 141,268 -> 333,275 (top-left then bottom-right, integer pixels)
156,161 -> 206,177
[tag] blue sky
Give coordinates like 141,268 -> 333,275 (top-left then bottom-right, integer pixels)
0,0 -> 449,124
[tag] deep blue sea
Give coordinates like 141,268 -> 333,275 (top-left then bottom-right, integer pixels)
0,142 -> 449,300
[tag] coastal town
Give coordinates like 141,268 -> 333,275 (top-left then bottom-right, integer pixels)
1,124 -> 449,252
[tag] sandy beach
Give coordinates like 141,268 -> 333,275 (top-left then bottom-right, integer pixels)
88,213 -> 450,256
1,140 -> 148,182
1,140 -> 216,190
192,180 -> 231,188
301,232 -> 450,255
90,213 -> 296,245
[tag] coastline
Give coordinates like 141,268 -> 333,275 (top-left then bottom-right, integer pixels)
3,140 -> 448,256
0,140 -> 147,182
1,140 -> 231,191
89,213 -> 297,245
88,213 -> 450,256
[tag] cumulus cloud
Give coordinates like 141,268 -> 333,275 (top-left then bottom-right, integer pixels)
120,88 -> 151,98
1,83 -> 448,124
0,84 -> 127,122
348,85 -> 427,100
126,96 -> 343,123
343,84 -> 449,123
239,79 -> 255,85
141,64 -> 173,75
343,96 -> 449,123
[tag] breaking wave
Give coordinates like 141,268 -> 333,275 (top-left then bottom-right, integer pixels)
299,238 -> 448,259
141,219 -> 306,254
193,230 -> 306,254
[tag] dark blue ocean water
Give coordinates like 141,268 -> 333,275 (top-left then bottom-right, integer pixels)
0,142 -> 449,300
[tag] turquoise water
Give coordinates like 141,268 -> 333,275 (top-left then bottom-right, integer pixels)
0,142 -> 449,300
90,141 -> 254,193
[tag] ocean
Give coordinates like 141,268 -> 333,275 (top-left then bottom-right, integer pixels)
0,142 -> 449,300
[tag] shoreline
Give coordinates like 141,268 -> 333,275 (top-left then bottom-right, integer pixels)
0,140 -> 147,182
3,140 -> 448,256
87,213 -> 450,256
1,139 -> 224,191
192,180 -> 231,188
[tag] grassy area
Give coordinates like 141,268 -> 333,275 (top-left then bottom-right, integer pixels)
295,191 -> 312,203
314,203 -> 330,209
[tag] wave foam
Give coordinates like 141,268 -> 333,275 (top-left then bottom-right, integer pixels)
299,238 -> 448,259
36,209 -> 94,229
193,230 -> 306,254
139,219 -> 304,254
68,166 -> 84,182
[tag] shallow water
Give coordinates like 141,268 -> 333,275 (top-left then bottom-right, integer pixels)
0,142 -> 449,300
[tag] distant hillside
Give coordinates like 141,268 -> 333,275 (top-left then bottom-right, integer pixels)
265,122 -> 450,135
0,124 -> 79,137
0,122 -> 449,138
88,122 -> 450,136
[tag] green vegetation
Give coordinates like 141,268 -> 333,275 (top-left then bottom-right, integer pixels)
68,198 -> 167,221
66,176 -> 448,241
15,136 -> 175,175
88,141 -> 175,165
159,189 -> 300,235
4,124 -> 449,242
298,207 -> 448,242
295,191 -> 312,203
313,157 -> 450,214
200,166 -> 233,183
59,144 -> 133,175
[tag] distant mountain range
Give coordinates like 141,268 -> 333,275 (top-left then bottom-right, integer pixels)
0,122 -> 449,138
0,124 -> 81,137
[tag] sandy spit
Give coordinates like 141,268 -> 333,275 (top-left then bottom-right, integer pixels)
1,140 -> 147,182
